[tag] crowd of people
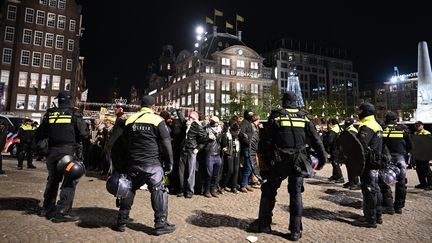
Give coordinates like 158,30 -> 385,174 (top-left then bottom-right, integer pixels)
2,90 -> 432,240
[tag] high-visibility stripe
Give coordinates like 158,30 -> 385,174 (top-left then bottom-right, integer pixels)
286,109 -> 299,112
276,117 -> 305,122
280,120 -> 305,127
383,133 -> 404,138
65,162 -> 74,172
49,115 -> 71,119
49,118 -> 71,123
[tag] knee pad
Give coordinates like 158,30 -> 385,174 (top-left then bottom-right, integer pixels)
149,182 -> 169,194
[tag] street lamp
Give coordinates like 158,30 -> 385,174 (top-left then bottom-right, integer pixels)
194,25 -> 206,113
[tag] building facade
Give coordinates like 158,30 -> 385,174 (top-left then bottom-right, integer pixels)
263,38 -> 359,110
384,72 -> 418,121
149,27 -> 273,117
0,0 -> 83,120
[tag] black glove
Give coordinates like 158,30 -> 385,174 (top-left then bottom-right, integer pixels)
164,163 -> 173,175
315,158 -> 327,170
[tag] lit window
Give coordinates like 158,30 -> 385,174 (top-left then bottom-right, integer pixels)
187,83 -> 192,93
4,26 -> 14,42
236,60 -> 245,68
18,72 -> 28,87
32,52 -> 41,67
64,79 -> 71,91
20,50 -> 30,66
236,83 -> 245,92
221,107 -> 230,116
57,15 -> 66,29
250,62 -> 258,69
7,5 -> 17,21
222,58 -> 230,66
41,74 -> 50,89
194,94 -> 199,103
25,8 -> 34,23
56,35 -> 64,49
43,54 -> 52,68
45,33 -> 54,47
28,95 -> 37,110
54,55 -> 62,70
39,96 -> 48,110
47,13 -> 56,27
69,20 -> 76,32
195,80 -> 199,91
67,39 -> 74,51
221,94 -> 230,104
30,73 -> 39,88
221,68 -> 230,75
167,63 -> 171,70
36,10 -> 45,25
22,29 -> 32,44
205,106 -> 214,116
181,97 -> 186,106
221,81 -> 230,91
34,31 -> 43,46
58,0 -> 66,9
187,95 -> 192,106
205,93 -> 215,103
52,75 -> 60,90
251,83 -> 259,94
205,80 -> 214,90
16,94 -> 26,110
1,70 -> 10,85
66,59 -> 73,71
2,48 -> 12,64
205,66 -> 214,73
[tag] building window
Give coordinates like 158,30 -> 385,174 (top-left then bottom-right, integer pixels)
221,81 -> 230,91
7,5 -> 17,21
34,31 -> 43,46
30,73 -> 39,88
251,83 -> 259,94
4,26 -> 14,42
250,62 -> 258,69
181,97 -> 186,106
47,13 -> 56,27
187,95 -> 192,105
187,82 -> 192,93
66,59 -> 73,71
52,75 -> 60,90
205,80 -> 215,90
69,20 -> 76,32
221,94 -> 230,104
32,52 -> 42,67
28,95 -> 37,110
221,107 -> 230,117
67,39 -> 74,51
57,15 -> 66,29
39,96 -> 48,110
54,55 -> 62,70
236,83 -> 245,92
2,48 -> 13,64
205,93 -> 215,103
20,50 -> 30,66
194,94 -> 199,104
64,79 -> 71,91
253,97 -> 258,106
205,106 -> 214,116
49,0 -> 57,7
43,53 -> 52,68
236,60 -> 245,68
167,63 -> 171,70
45,33 -> 54,47
221,68 -> 230,75
205,66 -> 214,73
18,72 -> 28,87
36,10 -> 45,25
195,80 -> 199,91
40,0 -> 48,5
221,58 -> 230,66
1,70 -> 10,85
58,0 -> 66,9
56,35 -> 64,49
41,74 -> 50,89
22,29 -> 32,44
50,96 -> 58,108
25,8 -> 35,23
16,94 -> 25,110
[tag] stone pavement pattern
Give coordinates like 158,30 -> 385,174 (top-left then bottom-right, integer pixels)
0,158 -> 432,242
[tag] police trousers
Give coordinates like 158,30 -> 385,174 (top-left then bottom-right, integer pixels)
42,146 -> 77,214
360,169 -> 382,222
18,142 -> 34,167
380,154 -> 407,211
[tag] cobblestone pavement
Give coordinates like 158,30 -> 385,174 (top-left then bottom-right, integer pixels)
1,157 -> 431,243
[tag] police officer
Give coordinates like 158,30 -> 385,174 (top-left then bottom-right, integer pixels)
17,118 -> 36,169
342,117 -> 361,190
326,118 -> 344,183
354,103 -> 383,227
249,91 -> 327,241
381,111 -> 412,214
413,121 -> 432,190
36,91 -> 89,222
116,95 -> 175,235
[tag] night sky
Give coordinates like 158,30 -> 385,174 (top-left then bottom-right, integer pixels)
76,0 -> 432,102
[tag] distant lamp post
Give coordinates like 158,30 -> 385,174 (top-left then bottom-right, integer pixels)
194,25 -> 207,113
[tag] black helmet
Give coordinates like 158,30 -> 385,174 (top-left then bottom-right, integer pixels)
282,91 -> 297,108
357,103 -> 375,120
56,155 -> 85,180
385,111 -> 398,123
344,117 -> 354,127
106,171 -> 132,198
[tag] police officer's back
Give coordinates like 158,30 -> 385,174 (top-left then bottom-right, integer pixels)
17,118 -> 36,169
36,91 -> 88,222
249,91 -> 326,241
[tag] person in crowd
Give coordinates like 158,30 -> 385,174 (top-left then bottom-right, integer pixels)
203,116 -> 223,198
342,117 -> 361,190
413,121 -> 432,190
239,109 -> 255,193
220,122 -> 241,193
325,118 -> 344,183
17,118 -> 36,169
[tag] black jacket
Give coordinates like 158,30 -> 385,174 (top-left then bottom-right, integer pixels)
183,121 -> 207,151
18,124 -> 35,144
205,126 -> 222,155
357,115 -> 383,168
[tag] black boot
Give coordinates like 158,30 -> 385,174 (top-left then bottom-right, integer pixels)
289,231 -> 302,241
247,219 -> 272,233
154,218 -> 176,236
116,209 -> 130,232
52,211 -> 80,223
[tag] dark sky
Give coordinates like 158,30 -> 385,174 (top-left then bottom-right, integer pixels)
76,0 -> 432,102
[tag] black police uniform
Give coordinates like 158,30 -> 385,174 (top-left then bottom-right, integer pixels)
343,123 -> 360,188
251,92 -> 326,240
117,106 -> 175,235
17,122 -> 36,169
36,92 -> 88,221
355,104 -> 383,227
381,115 -> 412,214
325,122 -> 343,182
